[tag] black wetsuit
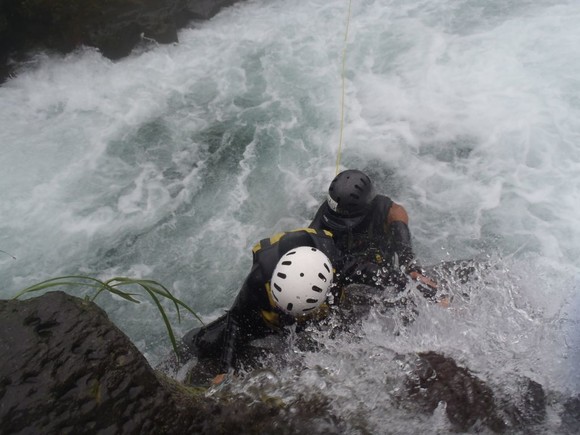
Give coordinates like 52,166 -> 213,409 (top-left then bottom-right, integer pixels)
310,195 -> 394,266
309,194 -> 419,285
181,228 -> 341,374
310,195 -> 436,304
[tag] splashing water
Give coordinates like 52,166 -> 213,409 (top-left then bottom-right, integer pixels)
1,0 -> 579,431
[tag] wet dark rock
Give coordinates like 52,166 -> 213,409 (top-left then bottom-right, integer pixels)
404,351 -> 549,433
0,291 -> 349,434
405,351 -> 507,432
560,395 -> 580,434
0,291 -> 204,433
496,376 -> 546,428
0,291 -> 564,434
183,0 -> 242,20
0,0 -> 245,84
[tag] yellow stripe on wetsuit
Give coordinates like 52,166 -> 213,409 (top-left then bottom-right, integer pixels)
252,228 -> 333,253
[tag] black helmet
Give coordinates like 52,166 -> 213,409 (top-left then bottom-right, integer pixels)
323,170 -> 376,230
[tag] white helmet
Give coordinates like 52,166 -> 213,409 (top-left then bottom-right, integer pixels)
270,246 -> 334,316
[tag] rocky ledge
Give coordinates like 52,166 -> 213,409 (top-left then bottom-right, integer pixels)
0,291 -> 350,434
0,0 -> 245,84
2,291 -> 578,434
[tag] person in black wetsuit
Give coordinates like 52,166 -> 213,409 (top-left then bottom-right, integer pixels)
179,228 -> 343,385
309,169 -> 438,294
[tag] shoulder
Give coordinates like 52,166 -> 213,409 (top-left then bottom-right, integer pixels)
254,228 -> 339,271
387,202 -> 409,224
252,228 -> 334,255
375,194 -> 393,208
369,195 -> 410,226
366,194 -> 393,221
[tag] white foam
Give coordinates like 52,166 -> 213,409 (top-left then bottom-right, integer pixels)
1,0 -> 579,419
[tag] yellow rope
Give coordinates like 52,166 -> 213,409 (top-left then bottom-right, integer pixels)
335,0 -> 353,175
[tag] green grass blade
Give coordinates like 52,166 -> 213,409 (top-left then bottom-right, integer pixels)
92,279 -> 141,303
110,277 -> 182,318
12,276 -> 105,299
108,277 -> 204,325
138,284 -> 179,356
13,274 -> 205,356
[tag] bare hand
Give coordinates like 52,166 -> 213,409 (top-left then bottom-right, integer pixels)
212,373 -> 227,385
409,271 -> 438,289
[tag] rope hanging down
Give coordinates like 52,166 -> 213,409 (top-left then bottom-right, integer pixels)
0,249 -> 16,260
335,0 -> 353,175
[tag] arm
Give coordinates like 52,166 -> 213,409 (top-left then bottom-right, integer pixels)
213,259 -> 271,382
387,203 -> 438,290
211,311 -> 241,386
387,203 -> 414,270
217,310 -> 242,374
213,272 -> 259,381
387,202 -> 410,225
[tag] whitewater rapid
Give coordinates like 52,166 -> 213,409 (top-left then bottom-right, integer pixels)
1,0 -> 579,431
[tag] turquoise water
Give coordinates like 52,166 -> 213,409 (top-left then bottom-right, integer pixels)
1,0 -> 579,431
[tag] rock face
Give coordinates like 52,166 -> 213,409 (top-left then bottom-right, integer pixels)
0,291 -> 350,434
405,351 -> 506,432
0,0 -> 245,83
0,291 -> 206,433
1,291 -> 573,434
561,395 -> 580,434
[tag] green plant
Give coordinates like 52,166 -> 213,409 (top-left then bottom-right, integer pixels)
13,275 -> 204,358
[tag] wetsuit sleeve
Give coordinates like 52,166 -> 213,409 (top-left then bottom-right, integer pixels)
217,264 -> 266,373
217,279 -> 252,373
390,220 -> 421,273
218,311 -> 242,373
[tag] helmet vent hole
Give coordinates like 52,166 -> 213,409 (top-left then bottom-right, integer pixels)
350,193 -> 360,199
354,184 -> 363,191
271,245 -> 334,316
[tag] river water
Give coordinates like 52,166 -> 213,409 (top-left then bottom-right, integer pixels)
1,0 -> 579,432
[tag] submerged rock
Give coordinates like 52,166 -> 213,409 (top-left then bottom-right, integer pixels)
404,351 -> 506,432
403,351 -> 548,433
560,395 -> 580,434
0,290 -> 563,434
